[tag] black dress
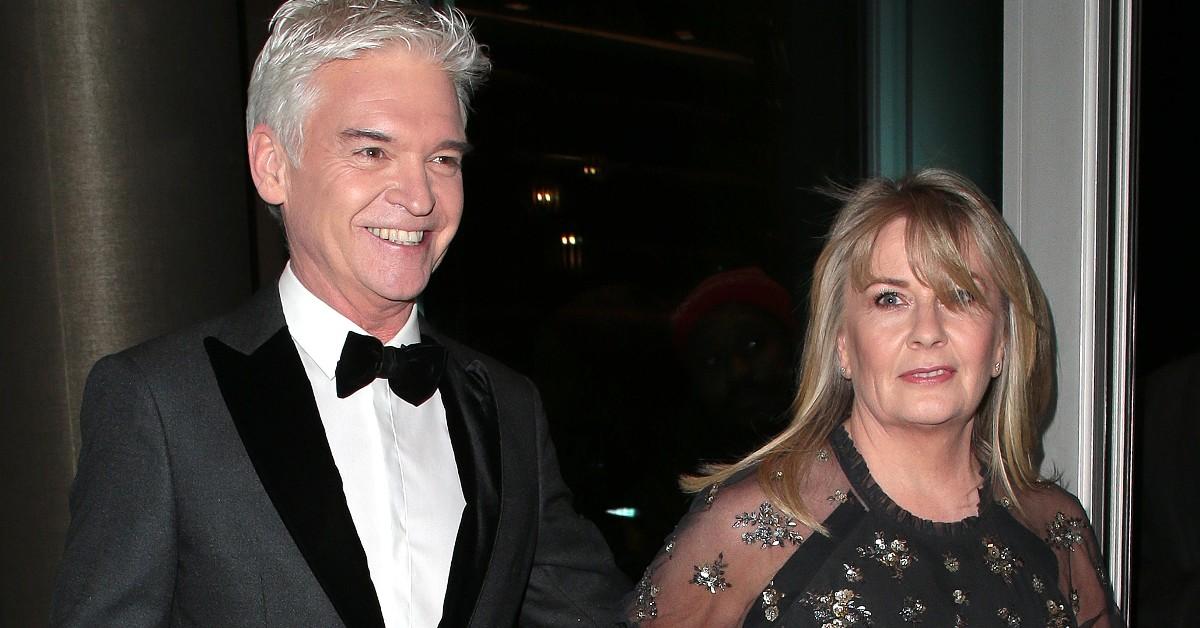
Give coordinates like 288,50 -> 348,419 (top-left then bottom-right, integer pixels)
627,425 -> 1123,627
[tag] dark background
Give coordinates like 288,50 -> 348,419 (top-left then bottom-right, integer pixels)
3,0 -> 1179,624
242,0 -> 871,577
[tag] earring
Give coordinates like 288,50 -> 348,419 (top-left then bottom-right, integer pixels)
838,366 -> 849,379
992,361 -> 1002,376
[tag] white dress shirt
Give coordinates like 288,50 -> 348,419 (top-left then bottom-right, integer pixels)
278,265 -> 465,628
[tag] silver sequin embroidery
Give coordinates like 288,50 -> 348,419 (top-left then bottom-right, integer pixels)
843,563 -> 863,583
982,536 -> 1023,584
1045,512 -> 1085,551
733,502 -> 804,548
997,607 -> 1022,626
704,483 -> 720,508
761,581 -> 784,622
632,569 -> 659,620
800,589 -> 872,626
900,597 -> 926,623
1045,599 -> 1071,627
857,531 -> 917,579
690,553 -> 731,594
1031,574 -> 1044,594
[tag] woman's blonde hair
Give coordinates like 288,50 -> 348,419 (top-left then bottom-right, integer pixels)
682,168 -> 1054,532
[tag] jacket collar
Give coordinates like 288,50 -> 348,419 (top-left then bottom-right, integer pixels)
204,289 -> 502,628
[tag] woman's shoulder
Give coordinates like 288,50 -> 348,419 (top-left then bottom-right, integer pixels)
1010,480 -> 1092,540
689,445 -> 852,526
626,449 -> 851,627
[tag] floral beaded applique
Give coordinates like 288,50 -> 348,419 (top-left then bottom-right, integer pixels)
996,607 -> 1022,626
632,569 -> 659,620
828,489 -> 850,505
952,589 -> 969,606
944,552 -> 961,572
799,589 -> 872,626
733,502 -> 804,548
843,563 -> 863,583
1044,599 -> 1072,627
857,531 -> 917,579
1031,574 -> 1045,594
900,597 -> 927,623
703,483 -> 720,509
981,536 -> 1023,584
690,553 -> 731,594
761,581 -> 784,622
1045,512 -> 1085,551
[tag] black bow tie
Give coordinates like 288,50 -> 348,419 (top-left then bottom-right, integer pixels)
334,331 -> 448,406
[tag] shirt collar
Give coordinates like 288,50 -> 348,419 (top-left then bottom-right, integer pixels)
278,262 -> 421,381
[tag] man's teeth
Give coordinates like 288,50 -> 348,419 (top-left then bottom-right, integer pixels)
913,369 -> 947,379
368,228 -> 424,245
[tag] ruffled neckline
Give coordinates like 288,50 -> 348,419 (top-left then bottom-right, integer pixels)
830,424 -> 994,538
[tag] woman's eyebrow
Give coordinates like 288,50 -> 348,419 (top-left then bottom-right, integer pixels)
866,277 -> 910,288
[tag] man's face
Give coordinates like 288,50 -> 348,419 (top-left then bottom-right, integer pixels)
276,46 -> 467,322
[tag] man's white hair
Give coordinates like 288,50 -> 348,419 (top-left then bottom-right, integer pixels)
246,0 -> 490,166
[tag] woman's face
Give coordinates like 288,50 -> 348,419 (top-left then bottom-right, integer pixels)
836,217 -> 1005,431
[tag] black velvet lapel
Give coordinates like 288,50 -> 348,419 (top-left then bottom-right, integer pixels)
435,349 -> 502,628
205,328 -> 385,628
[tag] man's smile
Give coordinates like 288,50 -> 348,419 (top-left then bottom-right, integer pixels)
367,227 -> 425,245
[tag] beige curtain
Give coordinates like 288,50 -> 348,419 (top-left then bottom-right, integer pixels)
0,2 -> 253,623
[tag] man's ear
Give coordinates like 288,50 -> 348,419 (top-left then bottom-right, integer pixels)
248,124 -> 289,206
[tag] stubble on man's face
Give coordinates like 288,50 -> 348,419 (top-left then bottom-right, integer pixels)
279,46 -> 468,333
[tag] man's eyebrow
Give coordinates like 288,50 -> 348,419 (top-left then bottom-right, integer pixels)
435,139 -> 474,155
337,130 -> 472,155
339,128 -> 392,142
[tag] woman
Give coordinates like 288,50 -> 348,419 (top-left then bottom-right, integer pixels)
628,170 -> 1122,627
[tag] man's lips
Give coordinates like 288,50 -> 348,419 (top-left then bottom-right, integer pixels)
367,227 -> 425,246
899,366 -> 956,383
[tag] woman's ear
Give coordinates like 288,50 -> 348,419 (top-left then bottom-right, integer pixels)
836,331 -> 851,378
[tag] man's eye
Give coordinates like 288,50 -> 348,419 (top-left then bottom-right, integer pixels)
432,155 -> 460,167
356,147 -> 384,159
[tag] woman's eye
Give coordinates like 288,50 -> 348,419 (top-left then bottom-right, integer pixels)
953,287 -> 975,304
874,291 -> 903,307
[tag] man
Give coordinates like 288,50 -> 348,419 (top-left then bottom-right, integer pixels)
50,2 -> 628,626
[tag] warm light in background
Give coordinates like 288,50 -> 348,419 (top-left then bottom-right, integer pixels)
533,187 -> 559,206
560,231 -> 582,270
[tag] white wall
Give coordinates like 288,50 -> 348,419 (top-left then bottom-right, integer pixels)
1002,0 -> 1123,527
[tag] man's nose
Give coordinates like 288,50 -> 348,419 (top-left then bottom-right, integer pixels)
382,161 -> 435,216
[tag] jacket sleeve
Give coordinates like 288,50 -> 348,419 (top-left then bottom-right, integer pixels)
518,379 -> 631,627
50,353 -> 177,627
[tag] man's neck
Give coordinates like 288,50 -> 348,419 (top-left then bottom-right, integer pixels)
290,263 -> 414,343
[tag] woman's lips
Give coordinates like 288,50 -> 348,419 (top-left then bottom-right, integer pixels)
899,366 -> 956,384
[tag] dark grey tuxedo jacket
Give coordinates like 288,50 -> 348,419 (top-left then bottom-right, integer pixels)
51,287 -> 628,627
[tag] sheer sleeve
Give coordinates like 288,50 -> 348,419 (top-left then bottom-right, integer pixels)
1016,483 -> 1126,628
625,452 -> 850,627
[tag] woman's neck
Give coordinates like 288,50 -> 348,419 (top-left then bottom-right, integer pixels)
844,413 -> 982,522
